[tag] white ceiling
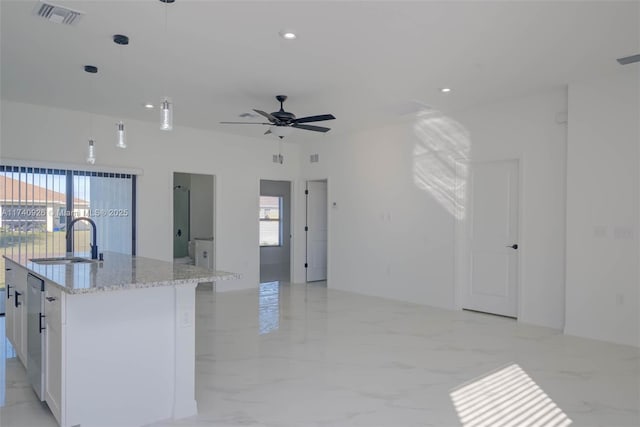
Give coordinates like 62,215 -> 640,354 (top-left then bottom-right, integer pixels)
1,0 -> 638,140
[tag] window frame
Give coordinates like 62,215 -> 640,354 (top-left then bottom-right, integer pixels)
259,195 -> 283,247
0,164 -> 137,316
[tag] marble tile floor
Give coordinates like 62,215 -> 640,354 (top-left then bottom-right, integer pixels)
1,282 -> 639,426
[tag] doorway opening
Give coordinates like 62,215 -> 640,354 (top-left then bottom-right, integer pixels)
305,180 -> 328,283
259,180 -> 291,283
172,172 -> 215,270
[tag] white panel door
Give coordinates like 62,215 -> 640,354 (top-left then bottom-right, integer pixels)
306,181 -> 327,282
464,160 -> 519,317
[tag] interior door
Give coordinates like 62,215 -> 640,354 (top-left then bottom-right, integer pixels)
306,180 -> 328,282
464,160 -> 519,317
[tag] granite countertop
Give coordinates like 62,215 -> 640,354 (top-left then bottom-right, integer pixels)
3,251 -> 239,295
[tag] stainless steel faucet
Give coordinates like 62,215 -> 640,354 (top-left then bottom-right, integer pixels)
66,216 -> 99,260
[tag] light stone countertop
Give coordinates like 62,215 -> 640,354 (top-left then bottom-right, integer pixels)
3,251 -> 239,295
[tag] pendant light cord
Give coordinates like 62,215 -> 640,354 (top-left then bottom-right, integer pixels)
163,0 -> 168,96
89,71 -> 95,138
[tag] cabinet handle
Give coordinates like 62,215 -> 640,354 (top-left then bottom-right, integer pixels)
14,291 -> 22,307
39,313 -> 46,333
46,296 -> 57,302
6,284 -> 12,299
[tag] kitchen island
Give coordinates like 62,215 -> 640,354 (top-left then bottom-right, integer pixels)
3,252 -> 238,427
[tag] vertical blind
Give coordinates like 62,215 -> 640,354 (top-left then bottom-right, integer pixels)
0,165 -> 136,314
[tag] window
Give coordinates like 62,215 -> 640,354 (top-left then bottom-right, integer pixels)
0,165 -> 136,315
259,196 -> 282,246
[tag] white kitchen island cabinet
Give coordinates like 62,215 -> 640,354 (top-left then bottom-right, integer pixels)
5,259 -> 28,367
3,252 -> 238,427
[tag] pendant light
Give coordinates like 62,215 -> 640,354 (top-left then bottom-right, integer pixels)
84,65 -> 98,164
113,34 -> 130,148
160,98 -> 173,131
116,121 -> 126,148
159,0 -> 174,131
87,139 -> 96,164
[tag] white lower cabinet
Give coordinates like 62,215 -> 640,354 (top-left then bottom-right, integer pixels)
5,261 -> 28,367
44,283 -> 65,425
4,262 -> 65,426
5,261 -> 16,346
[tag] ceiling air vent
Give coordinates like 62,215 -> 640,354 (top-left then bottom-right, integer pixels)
33,1 -> 84,25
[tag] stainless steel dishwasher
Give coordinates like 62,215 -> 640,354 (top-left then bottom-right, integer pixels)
27,273 -> 46,401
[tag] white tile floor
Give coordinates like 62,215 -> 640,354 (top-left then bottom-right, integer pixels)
1,282 -> 639,426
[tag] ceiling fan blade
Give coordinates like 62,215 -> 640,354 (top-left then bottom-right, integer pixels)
293,114 -> 336,124
253,109 -> 278,123
219,122 -> 270,125
292,123 -> 331,133
617,54 -> 640,65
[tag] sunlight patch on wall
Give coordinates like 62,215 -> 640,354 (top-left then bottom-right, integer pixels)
450,364 -> 572,427
413,110 -> 469,219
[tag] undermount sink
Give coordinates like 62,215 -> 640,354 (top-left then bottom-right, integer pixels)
30,256 -> 96,265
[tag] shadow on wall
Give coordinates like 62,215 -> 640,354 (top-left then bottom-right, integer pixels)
412,109 -> 470,220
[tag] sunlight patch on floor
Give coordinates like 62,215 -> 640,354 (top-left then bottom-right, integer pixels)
450,363 -> 572,427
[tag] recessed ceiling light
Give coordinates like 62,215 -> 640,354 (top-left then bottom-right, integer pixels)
144,103 -> 154,109
279,30 -> 297,40
440,88 -> 452,93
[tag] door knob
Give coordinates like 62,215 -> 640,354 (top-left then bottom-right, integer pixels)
506,244 -> 518,250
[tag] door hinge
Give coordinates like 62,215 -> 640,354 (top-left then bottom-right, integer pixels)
304,226 -> 308,232
305,189 -> 309,195
304,263 -> 308,268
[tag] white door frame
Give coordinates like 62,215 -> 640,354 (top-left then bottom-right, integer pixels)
171,171 -> 216,270
454,158 -> 525,318
259,179 -> 293,283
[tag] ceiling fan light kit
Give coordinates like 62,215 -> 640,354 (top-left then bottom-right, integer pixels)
220,95 -> 336,139
270,126 -> 294,138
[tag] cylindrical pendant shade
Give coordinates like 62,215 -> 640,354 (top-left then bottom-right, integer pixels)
116,121 -> 127,148
160,98 -> 173,131
86,139 -> 96,164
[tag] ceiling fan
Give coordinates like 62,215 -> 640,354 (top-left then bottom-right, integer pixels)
220,95 -> 336,138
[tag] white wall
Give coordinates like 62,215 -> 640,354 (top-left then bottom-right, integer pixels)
0,100 -> 301,291
565,69 -> 640,347
189,173 -> 214,240
298,89 -> 568,330
454,89 -> 568,329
